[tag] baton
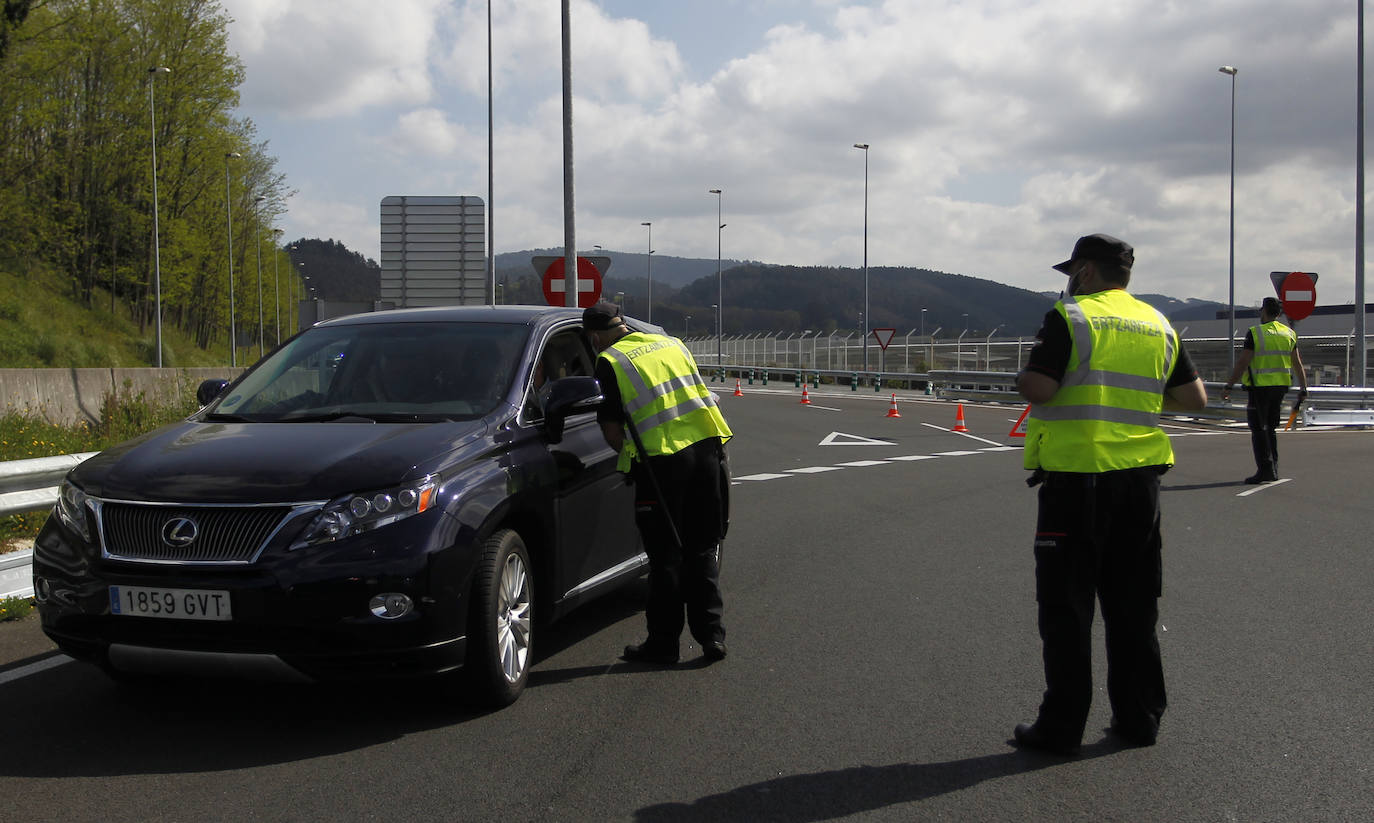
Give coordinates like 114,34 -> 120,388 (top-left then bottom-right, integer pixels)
621,411 -> 684,551
1285,398 -> 1303,431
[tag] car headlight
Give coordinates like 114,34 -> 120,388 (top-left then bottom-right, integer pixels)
56,480 -> 93,543
291,475 -> 439,549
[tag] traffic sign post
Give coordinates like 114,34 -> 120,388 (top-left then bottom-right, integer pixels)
1270,270 -> 1318,322
534,255 -> 609,309
872,327 -> 895,374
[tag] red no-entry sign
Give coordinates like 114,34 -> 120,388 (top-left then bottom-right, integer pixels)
541,256 -> 604,308
1279,271 -> 1317,322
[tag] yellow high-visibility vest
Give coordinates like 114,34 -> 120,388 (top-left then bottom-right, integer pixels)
600,332 -> 732,472
1024,289 -> 1176,472
1242,321 -> 1297,388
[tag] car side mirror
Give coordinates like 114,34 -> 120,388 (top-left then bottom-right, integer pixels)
540,376 -> 603,443
196,379 -> 230,407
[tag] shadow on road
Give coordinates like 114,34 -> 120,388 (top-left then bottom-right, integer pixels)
1161,481 -> 1248,491
0,578 -> 649,778
634,742 -> 1125,822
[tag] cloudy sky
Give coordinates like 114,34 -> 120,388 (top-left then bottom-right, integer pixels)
222,0 -> 1366,306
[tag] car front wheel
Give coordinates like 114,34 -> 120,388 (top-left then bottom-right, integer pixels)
465,528 -> 533,707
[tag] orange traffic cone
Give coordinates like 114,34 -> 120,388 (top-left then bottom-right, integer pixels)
799,384 -> 812,404
734,380 -> 744,397
885,393 -> 901,418
952,403 -> 969,432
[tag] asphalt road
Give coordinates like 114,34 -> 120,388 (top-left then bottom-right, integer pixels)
1,387 -> 1371,821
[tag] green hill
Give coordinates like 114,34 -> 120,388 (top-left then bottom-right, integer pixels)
0,265 -> 237,368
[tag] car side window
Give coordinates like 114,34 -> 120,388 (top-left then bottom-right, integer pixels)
524,328 -> 596,420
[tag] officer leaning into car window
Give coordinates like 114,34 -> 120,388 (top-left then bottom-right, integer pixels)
1221,296 -> 1308,484
1013,234 -> 1208,755
583,300 -> 733,665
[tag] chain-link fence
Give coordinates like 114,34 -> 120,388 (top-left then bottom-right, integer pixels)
684,332 -> 1372,386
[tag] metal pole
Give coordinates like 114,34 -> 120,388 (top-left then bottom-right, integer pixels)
487,0 -> 496,306
1220,65 -> 1239,376
224,152 -> 240,367
272,229 -> 282,345
642,221 -> 653,323
854,143 -> 869,373
254,195 -> 265,359
711,189 -> 723,366
148,67 -> 170,368
562,0 -> 577,308
1359,1 -> 1368,386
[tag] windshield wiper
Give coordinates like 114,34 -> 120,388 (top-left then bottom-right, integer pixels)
202,412 -> 253,422
281,411 -> 386,423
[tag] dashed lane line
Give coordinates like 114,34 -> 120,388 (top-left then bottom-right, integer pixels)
734,442 -> 1020,483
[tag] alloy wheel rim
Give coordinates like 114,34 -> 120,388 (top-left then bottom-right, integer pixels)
496,553 -> 531,683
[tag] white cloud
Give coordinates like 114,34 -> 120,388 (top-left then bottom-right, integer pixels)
223,0 -> 447,117
232,1 -> 1368,306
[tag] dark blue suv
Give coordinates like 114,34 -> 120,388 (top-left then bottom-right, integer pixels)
33,305 -> 648,706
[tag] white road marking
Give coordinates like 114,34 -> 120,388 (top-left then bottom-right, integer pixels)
888,455 -> 939,462
1237,478 -> 1293,497
735,473 -> 794,482
836,460 -> 891,467
0,654 -> 72,685
919,422 -> 1004,447
933,450 -> 982,457
819,432 -> 895,446
787,466 -> 846,474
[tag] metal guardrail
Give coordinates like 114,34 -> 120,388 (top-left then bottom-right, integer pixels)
0,452 -> 99,518
704,366 -> 1374,425
1,549 -> 34,599
1,380 -> 1368,602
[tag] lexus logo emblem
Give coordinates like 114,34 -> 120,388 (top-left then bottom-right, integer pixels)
161,517 -> 199,548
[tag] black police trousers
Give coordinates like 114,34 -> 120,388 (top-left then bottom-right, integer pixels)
1246,385 -> 1287,478
1031,467 -> 1167,743
630,437 -> 726,648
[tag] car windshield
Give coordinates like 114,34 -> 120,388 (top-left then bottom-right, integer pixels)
205,321 -> 528,423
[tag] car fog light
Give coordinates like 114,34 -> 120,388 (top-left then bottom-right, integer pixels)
369,592 -> 414,619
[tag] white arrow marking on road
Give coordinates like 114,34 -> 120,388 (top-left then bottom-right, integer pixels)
819,431 -> 895,446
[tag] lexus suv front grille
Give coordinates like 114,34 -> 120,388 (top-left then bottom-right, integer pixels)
99,502 -> 297,564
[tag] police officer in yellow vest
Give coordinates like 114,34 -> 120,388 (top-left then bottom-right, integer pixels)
1013,234 -> 1207,755
1221,297 -> 1308,484
584,301 -> 733,665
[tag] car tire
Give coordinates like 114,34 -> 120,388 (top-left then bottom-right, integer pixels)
464,528 -> 533,707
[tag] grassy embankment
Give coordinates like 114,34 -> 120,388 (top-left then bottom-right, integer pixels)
1,265 -> 220,557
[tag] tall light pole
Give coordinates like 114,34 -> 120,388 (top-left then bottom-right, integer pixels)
984,324 -> 1003,370
1220,65 -> 1238,376
486,0 -> 495,306
148,66 -> 170,368
224,151 -> 240,367
254,194 -> 266,360
641,221 -> 653,323
957,313 -> 969,370
271,228 -> 283,345
710,189 -> 723,367
1358,1 -> 1368,387
685,314 -> 691,338
854,143 -> 870,372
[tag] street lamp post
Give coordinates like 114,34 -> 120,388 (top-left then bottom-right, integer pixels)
641,221 -> 653,323
957,314 -> 969,370
984,324 -> 1003,370
224,151 -> 240,367
919,307 -> 927,369
854,143 -> 869,372
1220,65 -> 1239,376
685,315 -> 691,338
148,66 -> 170,368
710,189 -> 724,368
271,228 -> 283,345
254,194 -> 266,360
